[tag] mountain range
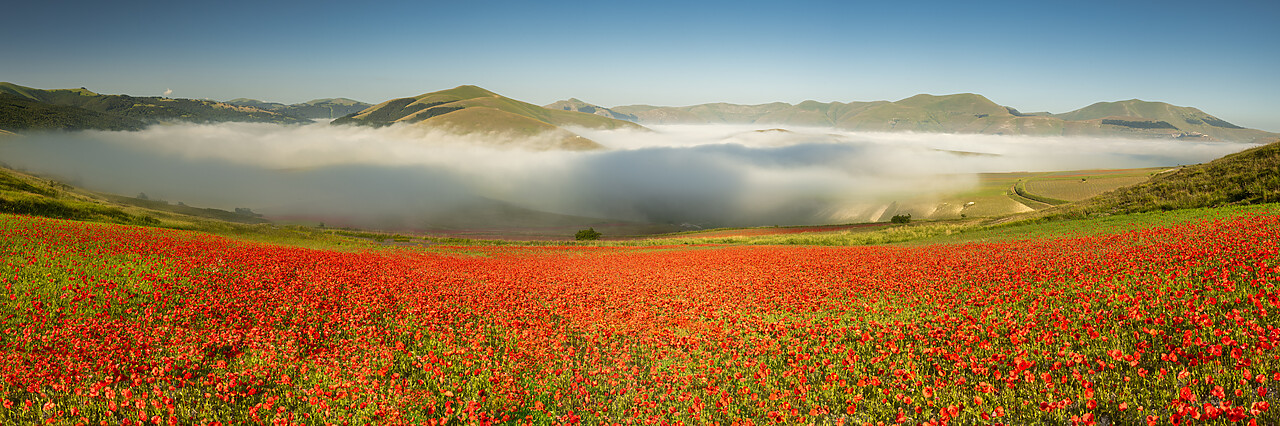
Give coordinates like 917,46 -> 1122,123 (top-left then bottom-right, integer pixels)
1,82 -> 1275,145
598,93 -> 1276,143
0,82 -> 310,130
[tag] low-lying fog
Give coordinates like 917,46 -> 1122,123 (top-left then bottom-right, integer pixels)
0,122 -> 1252,230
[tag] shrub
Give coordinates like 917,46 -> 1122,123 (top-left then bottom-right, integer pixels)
890,214 -> 912,224
575,227 -> 602,241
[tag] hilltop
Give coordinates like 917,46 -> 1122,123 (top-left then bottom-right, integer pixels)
0,82 -> 310,133
612,94 -> 1278,143
333,85 -> 646,150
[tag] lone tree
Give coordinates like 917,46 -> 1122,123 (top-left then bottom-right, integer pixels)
575,227 -> 602,241
890,213 -> 912,224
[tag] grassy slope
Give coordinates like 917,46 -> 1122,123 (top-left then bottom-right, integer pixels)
942,139 -> 1277,241
0,165 -> 280,232
1061,140 -> 1280,215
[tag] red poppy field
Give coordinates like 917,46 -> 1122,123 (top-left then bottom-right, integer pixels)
1,211 -> 1278,425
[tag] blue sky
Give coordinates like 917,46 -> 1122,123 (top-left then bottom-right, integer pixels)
4,0 -> 1279,130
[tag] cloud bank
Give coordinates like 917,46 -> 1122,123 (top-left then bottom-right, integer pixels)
0,122 -> 1252,230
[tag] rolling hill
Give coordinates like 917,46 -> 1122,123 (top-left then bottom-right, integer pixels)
0,93 -> 145,132
226,97 -> 372,120
611,94 -> 1278,143
333,85 -> 647,150
225,98 -> 287,111
543,98 -> 639,122
0,82 -> 311,132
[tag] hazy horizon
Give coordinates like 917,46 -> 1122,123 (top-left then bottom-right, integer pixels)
2,0 -> 1277,132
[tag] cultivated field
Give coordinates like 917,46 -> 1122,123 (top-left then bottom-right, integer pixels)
1,204 -> 1277,425
884,168 -> 1165,223
1023,168 -> 1170,203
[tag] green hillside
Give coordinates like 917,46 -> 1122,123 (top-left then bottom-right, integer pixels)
0,93 -> 145,132
611,94 -> 1279,143
333,85 -> 645,150
0,82 -> 311,129
1065,140 -> 1280,215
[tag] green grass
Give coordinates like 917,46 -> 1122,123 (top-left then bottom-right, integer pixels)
613,203 -> 1280,248
919,203 -> 1280,245
0,192 -> 157,225
625,223 -> 970,246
